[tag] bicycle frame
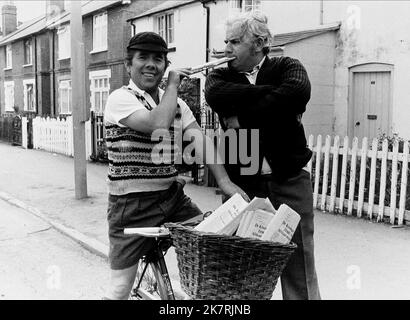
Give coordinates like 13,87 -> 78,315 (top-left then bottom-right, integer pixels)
125,227 -> 176,300
138,240 -> 175,300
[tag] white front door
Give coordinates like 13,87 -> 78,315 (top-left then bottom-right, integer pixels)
349,63 -> 393,140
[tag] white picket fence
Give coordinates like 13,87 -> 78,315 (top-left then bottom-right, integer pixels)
307,134 -> 409,225
31,116 -> 92,159
28,117 -> 409,226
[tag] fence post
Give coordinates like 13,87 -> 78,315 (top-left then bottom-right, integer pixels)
390,140 -> 399,224
329,135 -> 340,213
67,116 -> 74,156
338,136 -> 349,214
367,138 -> 378,219
377,139 -> 388,222
398,140 -> 409,225
320,135 -> 331,211
22,117 -> 28,149
357,137 -> 368,218
313,135 -> 322,208
347,137 -> 358,216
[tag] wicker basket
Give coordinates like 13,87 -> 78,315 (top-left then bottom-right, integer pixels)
165,222 -> 297,300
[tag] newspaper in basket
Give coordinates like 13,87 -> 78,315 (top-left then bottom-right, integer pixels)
165,223 -> 297,300
167,194 -> 300,299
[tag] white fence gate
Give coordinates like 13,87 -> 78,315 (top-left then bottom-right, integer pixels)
31,116 -> 92,159
308,134 -> 409,225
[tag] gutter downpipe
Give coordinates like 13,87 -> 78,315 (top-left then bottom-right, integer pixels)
34,36 -> 39,115
51,29 -> 56,116
320,0 -> 324,25
202,1 -> 210,75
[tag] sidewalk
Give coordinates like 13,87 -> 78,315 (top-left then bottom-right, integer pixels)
0,142 -> 223,296
2,142 -> 410,299
0,143 -> 222,247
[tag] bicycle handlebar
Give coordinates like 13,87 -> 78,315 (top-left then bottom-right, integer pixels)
124,227 -> 170,237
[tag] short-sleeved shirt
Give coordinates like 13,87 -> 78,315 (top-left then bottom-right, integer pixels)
104,79 -> 196,130
104,79 -> 197,194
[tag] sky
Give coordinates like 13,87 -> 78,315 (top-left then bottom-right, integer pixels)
1,1 -> 47,24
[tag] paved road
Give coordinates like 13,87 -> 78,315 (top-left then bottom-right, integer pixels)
0,199 -> 109,300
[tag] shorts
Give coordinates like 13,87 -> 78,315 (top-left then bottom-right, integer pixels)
107,179 -> 203,270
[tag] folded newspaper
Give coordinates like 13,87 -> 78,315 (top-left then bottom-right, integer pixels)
194,193 -> 300,244
260,204 -> 300,244
194,193 -> 249,234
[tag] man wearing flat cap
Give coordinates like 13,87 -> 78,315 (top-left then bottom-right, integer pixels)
103,32 -> 248,299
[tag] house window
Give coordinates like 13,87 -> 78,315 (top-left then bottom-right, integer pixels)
230,0 -> 261,13
59,80 -> 72,114
4,81 -> 14,112
156,13 -> 174,45
58,25 -> 71,60
89,69 -> 111,115
5,44 -> 12,69
24,39 -> 33,65
93,12 -> 107,52
23,79 -> 36,112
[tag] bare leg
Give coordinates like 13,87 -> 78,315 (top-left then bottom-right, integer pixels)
104,264 -> 139,300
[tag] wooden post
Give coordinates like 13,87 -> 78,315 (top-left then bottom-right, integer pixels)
313,135 -> 322,209
329,135 -> 340,213
347,137 -> 358,216
390,140 -> 399,224
398,141 -> 409,225
367,138 -> 378,219
320,135 -> 331,211
338,136 -> 349,214
357,137 -> 368,218
377,139 -> 388,222
71,1 -> 88,199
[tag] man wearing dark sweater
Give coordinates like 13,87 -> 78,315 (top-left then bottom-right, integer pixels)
205,12 -> 321,300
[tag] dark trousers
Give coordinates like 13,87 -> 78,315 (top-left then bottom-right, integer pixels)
227,169 -> 321,300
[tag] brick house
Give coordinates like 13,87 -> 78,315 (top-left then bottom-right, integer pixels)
0,0 -> 165,118
0,4 -> 51,116
45,0 -> 165,118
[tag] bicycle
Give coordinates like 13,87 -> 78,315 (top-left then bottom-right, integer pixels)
124,226 -> 176,300
123,209 -> 214,300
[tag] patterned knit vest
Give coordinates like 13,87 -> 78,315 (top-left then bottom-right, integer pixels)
105,86 -> 182,195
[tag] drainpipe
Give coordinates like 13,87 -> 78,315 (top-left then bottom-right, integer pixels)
34,36 -> 39,115
131,21 -> 136,36
201,1 -> 210,74
320,0 -> 324,25
50,29 -> 56,116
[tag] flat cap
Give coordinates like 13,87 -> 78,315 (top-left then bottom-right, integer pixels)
127,31 -> 168,53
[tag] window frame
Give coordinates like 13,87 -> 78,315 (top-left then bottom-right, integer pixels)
5,44 -> 12,69
155,12 -> 175,47
58,25 -> 71,60
4,81 -> 15,112
92,11 -> 108,53
89,69 -> 111,115
24,38 -> 33,66
229,0 -> 261,13
23,79 -> 36,112
58,79 -> 72,115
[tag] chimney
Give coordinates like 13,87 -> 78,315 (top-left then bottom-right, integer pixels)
46,0 -> 65,20
1,3 -> 17,36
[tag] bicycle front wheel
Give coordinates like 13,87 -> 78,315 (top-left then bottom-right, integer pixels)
130,258 -> 171,300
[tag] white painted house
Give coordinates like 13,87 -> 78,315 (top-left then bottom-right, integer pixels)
129,0 -> 410,140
